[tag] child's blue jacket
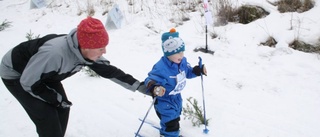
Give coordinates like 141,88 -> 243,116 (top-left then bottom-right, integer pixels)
145,56 -> 197,121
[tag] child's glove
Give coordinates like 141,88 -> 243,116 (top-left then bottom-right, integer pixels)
153,86 -> 166,97
193,64 -> 207,76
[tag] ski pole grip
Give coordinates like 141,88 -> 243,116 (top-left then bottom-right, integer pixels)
198,56 -> 203,68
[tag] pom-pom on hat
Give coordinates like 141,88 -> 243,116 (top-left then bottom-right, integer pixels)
77,16 -> 109,49
161,28 -> 185,56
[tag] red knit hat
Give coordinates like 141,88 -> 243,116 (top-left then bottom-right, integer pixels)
77,17 -> 109,49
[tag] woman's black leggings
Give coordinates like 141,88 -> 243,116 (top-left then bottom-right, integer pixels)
2,78 -> 70,137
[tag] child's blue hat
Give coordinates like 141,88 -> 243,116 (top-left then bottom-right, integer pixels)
161,28 -> 185,56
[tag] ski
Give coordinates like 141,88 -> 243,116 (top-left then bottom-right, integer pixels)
134,132 -> 144,137
137,118 -> 187,137
138,118 -> 161,130
134,118 -> 159,137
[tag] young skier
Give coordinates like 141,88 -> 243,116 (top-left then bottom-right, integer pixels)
144,28 -> 207,137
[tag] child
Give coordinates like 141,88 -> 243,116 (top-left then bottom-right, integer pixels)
144,28 -> 207,137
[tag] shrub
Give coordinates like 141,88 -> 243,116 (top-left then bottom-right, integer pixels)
215,0 -> 269,25
182,97 -> 209,127
289,40 -> 320,54
87,0 -> 95,17
76,0 -> 102,16
210,31 -> 218,39
26,30 -> 40,40
0,19 -> 12,31
237,5 -> 269,24
215,0 -> 237,26
260,36 -> 277,47
277,0 -> 314,13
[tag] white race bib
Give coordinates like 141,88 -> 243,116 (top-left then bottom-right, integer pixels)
169,71 -> 186,95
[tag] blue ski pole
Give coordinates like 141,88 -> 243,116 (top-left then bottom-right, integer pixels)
135,97 -> 157,137
198,56 -> 209,134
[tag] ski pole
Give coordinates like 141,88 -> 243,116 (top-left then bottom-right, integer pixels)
198,56 -> 209,134
135,97 -> 157,137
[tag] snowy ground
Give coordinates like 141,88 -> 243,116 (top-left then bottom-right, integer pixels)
1,0 -> 320,137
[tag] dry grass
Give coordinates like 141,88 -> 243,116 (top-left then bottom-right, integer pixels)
260,36 -> 277,47
289,40 -> 320,54
215,0 -> 269,25
215,0 -> 237,26
277,0 -> 314,13
237,5 -> 269,24
87,0 -> 95,17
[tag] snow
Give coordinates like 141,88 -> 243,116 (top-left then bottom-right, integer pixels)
1,0 -> 320,137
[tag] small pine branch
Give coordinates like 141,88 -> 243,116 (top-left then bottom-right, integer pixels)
0,19 -> 12,31
183,97 -> 210,127
26,30 -> 40,40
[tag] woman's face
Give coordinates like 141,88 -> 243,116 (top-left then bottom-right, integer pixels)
167,52 -> 184,64
81,47 -> 106,61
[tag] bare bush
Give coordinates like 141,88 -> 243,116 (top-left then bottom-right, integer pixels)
277,0 -> 314,13
76,0 -> 85,16
215,0 -> 237,26
289,40 -> 320,53
260,36 -> 277,47
210,31 -> 218,39
237,5 -> 269,24
76,0 -> 114,16
302,0 -> 314,11
87,0 -> 95,17
215,0 -> 269,25
101,0 -> 114,15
